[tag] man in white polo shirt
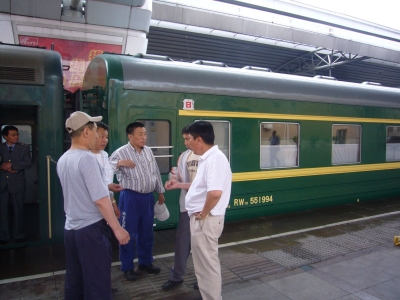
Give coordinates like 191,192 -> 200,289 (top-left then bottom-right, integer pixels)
185,121 -> 232,300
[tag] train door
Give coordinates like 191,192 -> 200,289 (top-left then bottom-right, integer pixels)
0,105 -> 40,248
128,107 -> 179,229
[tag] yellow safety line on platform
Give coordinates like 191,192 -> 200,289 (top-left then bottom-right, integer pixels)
179,109 -> 400,124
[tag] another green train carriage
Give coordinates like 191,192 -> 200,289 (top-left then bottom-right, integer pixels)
0,44 -> 65,247
81,53 -> 400,228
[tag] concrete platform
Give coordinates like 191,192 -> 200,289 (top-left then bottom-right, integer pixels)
1,197 -> 400,300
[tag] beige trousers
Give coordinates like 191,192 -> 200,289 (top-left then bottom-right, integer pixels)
190,214 -> 225,300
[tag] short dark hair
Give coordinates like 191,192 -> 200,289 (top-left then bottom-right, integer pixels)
126,122 -> 145,135
96,122 -> 109,131
188,121 -> 214,145
2,125 -> 18,138
182,125 -> 191,135
69,122 -> 95,139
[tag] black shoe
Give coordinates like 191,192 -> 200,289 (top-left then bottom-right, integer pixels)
0,240 -> 8,246
124,269 -> 137,281
193,282 -> 199,290
194,298 -> 202,300
16,239 -> 25,243
161,279 -> 183,290
138,263 -> 160,274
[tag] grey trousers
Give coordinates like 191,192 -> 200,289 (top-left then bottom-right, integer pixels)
0,189 -> 24,241
169,212 -> 191,281
190,214 -> 224,300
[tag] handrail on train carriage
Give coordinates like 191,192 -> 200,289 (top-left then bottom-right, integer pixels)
46,156 -> 52,239
148,146 -> 174,158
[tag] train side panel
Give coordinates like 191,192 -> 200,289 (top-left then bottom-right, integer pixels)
81,54 -> 400,229
0,45 -> 65,247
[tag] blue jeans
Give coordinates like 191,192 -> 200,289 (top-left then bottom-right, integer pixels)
119,189 -> 155,271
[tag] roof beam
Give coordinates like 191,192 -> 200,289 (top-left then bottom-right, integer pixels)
152,1 -> 400,63
274,48 -> 369,75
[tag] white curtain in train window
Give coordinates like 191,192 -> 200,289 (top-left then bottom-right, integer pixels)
332,124 -> 361,165
332,144 -> 359,164
386,144 -> 400,161
260,145 -> 298,168
260,122 -> 299,169
386,126 -> 400,162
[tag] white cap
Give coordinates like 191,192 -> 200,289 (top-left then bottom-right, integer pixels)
65,111 -> 102,133
154,203 -> 170,221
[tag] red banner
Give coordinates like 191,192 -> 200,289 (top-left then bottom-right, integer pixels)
19,36 -> 122,93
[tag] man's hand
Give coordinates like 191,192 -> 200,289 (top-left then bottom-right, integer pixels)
158,193 -> 165,204
1,163 -> 16,173
165,180 -> 179,190
118,159 -> 136,168
165,180 -> 191,191
113,227 -> 130,245
194,212 -> 203,220
95,196 -> 128,245
112,201 -> 121,218
1,162 -> 12,171
109,183 -> 124,193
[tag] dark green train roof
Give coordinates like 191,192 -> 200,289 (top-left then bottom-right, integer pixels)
0,44 -> 62,86
96,54 -> 400,109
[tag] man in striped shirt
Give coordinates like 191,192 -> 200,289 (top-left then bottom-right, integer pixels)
109,122 -> 165,281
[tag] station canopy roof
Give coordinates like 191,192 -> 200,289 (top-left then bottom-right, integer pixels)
148,0 -> 400,88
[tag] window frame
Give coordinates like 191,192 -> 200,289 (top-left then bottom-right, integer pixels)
259,121 -> 300,170
196,119 -> 231,162
385,125 -> 400,162
331,123 -> 362,165
136,119 -> 173,174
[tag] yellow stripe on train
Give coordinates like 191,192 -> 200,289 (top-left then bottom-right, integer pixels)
232,162 -> 400,182
179,110 -> 400,124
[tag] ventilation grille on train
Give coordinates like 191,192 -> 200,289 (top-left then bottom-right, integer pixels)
0,66 -> 36,82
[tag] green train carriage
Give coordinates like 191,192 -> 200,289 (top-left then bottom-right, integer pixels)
2,42 -> 400,249
81,53 -> 400,226
0,44 -> 65,247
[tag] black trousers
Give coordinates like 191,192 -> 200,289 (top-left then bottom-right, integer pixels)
64,220 -> 112,300
0,189 -> 24,241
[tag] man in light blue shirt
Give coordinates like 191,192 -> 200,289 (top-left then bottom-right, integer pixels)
57,111 -> 129,300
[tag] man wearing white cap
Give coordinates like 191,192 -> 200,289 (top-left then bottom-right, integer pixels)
57,111 -> 130,300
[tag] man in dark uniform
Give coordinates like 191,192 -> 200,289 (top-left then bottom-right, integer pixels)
0,125 -> 32,244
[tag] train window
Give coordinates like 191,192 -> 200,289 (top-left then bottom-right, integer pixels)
260,122 -> 299,169
136,120 -> 172,174
386,126 -> 400,161
332,124 -> 361,165
197,120 -> 230,161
